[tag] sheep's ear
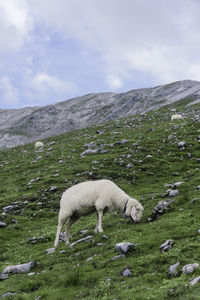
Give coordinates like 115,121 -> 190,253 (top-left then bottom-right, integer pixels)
131,207 -> 137,221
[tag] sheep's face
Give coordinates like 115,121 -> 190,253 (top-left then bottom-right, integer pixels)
125,199 -> 143,222
130,205 -> 143,222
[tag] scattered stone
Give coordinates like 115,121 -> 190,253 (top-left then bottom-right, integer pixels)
28,272 -> 36,276
169,189 -> 179,197
190,276 -> 200,286
28,236 -> 47,244
86,257 -> 93,262
132,143 -> 138,147
182,263 -> 199,274
0,273 -> 9,280
0,221 -> 6,227
160,240 -> 174,252
112,254 -> 125,261
49,186 -> 57,192
168,262 -> 180,276
102,235 -> 109,239
69,235 -> 93,248
60,250 -> 66,254
149,199 -> 174,221
80,149 -> 99,156
84,142 -> 97,148
79,230 -> 88,236
2,262 -> 35,275
1,292 -> 16,298
187,153 -> 192,158
178,141 -> 186,149
122,268 -> 132,277
46,248 -> 55,255
115,242 -> 136,254
190,198 -> 199,204
97,243 -> 103,246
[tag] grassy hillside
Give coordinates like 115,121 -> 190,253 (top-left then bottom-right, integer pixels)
1,101 -> 200,299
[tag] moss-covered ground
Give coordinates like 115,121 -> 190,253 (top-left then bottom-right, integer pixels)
1,101 -> 200,299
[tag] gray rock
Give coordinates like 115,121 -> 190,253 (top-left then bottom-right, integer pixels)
168,262 -> 180,276
115,242 -> 136,254
0,273 -> 9,280
122,268 -> 132,277
190,198 -> 199,204
178,141 -> 186,148
49,186 -> 57,192
46,248 -> 55,254
182,263 -> 199,274
2,262 -> 35,274
0,222 -> 6,227
69,235 -> 93,248
149,199 -> 174,221
80,149 -> 99,156
112,254 -> 125,261
160,240 -> 174,252
190,276 -> 200,286
1,292 -> 16,298
169,189 -> 179,197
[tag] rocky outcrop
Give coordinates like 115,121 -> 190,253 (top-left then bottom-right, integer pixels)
1,80 -> 200,149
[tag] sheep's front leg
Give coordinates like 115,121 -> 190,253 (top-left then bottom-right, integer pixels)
95,210 -> 104,233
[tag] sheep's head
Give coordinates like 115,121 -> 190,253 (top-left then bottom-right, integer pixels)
125,199 -> 143,222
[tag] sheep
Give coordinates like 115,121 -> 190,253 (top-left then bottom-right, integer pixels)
171,114 -> 183,121
54,179 -> 143,248
35,141 -> 44,148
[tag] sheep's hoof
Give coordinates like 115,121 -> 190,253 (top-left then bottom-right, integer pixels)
98,229 -> 103,233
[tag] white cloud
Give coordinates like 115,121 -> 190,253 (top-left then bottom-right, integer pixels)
0,76 -> 20,107
28,0 -> 200,85
106,74 -> 123,90
31,73 -> 77,94
0,0 -> 33,53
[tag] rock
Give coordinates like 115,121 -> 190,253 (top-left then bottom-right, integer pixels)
0,222 -> 6,227
115,242 -> 136,254
171,182 -> 183,189
190,198 -> 199,204
49,186 -> 57,192
149,199 -> 174,221
84,142 -> 97,148
160,240 -> 174,252
46,248 -> 55,254
80,149 -> 99,156
190,276 -> 200,286
69,235 -> 93,248
0,273 -> 9,280
178,141 -> 186,148
112,254 -> 125,261
2,262 -> 35,274
168,262 -> 180,276
169,189 -> 179,197
122,268 -> 132,277
182,263 -> 199,274
1,292 -> 16,298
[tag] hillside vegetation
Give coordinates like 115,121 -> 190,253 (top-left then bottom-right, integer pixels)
1,100 -> 200,299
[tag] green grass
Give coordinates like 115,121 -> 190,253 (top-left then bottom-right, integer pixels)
1,101 -> 200,299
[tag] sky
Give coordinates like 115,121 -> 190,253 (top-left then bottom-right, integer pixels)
0,0 -> 200,109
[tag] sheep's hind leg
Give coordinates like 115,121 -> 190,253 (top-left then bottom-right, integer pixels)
95,210 -> 104,233
54,218 -> 66,248
65,216 -> 79,244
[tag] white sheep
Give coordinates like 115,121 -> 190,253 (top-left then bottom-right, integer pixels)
35,141 -> 44,148
54,179 -> 143,248
171,114 -> 183,121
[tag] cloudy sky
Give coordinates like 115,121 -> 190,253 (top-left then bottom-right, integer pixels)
0,0 -> 200,109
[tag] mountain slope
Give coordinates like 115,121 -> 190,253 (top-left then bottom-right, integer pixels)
1,79 -> 200,149
1,101 -> 200,299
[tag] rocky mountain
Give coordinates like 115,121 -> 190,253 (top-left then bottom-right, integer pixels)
1,79 -> 200,149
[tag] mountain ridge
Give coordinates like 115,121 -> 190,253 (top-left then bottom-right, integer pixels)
1,79 -> 200,149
